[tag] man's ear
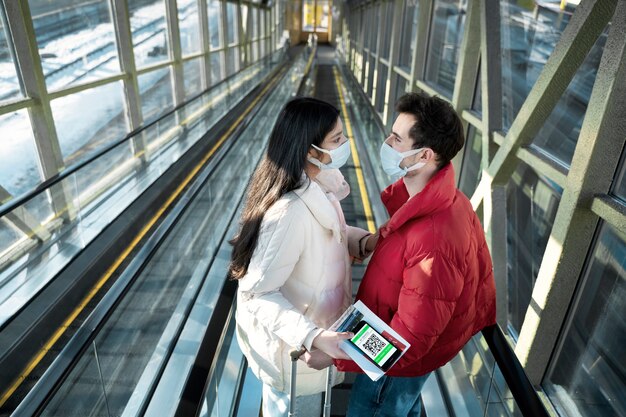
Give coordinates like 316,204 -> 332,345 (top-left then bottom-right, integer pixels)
421,148 -> 435,162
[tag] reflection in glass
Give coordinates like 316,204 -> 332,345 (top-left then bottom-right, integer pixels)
459,126 -> 482,198
51,82 -> 128,165
138,67 -> 174,123
0,111 -> 41,196
440,332 -> 523,417
28,0 -> 120,91
424,0 -> 467,98
208,0 -> 221,49
397,0 -> 420,71
506,162 -> 562,338
0,9 -> 22,102
544,223 -> 626,417
500,1 -> 575,130
211,51 -> 223,84
531,32 -> 606,166
129,0 -> 170,68
183,57 -> 203,99
227,47 -> 238,77
178,0 -> 200,56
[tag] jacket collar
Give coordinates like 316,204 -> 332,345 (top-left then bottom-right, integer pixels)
294,176 -> 343,242
380,163 -> 456,238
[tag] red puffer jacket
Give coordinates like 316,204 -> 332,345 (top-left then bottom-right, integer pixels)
336,163 -> 496,377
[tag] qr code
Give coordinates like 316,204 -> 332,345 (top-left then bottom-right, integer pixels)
363,333 -> 385,356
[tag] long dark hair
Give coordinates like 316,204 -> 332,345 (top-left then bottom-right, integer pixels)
228,97 -> 340,280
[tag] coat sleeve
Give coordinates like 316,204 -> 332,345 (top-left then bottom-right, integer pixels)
388,251 -> 464,372
237,201 -> 317,349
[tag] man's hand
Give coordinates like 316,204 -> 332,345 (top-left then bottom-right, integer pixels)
300,350 -> 333,370
311,330 -> 352,360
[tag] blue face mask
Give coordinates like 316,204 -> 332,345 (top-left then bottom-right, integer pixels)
308,140 -> 351,170
379,141 -> 425,178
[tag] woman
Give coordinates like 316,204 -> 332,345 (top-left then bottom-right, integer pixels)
229,97 -> 376,417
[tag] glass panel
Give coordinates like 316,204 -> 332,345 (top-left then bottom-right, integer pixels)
459,126 -> 482,198
500,1 -> 576,131
506,162 -> 562,338
472,62 -> 481,114
178,0 -> 201,56
612,149 -> 626,202
0,110 -> 41,196
183,57 -> 203,99
208,0 -> 221,49
439,332 -> 525,417
29,0 -> 120,91
315,0 -> 329,33
391,75 -> 407,118
252,7 -> 259,39
376,64 -> 388,113
226,48 -> 236,77
0,8 -> 22,102
302,0 -> 315,31
226,3 -> 237,45
424,0 -> 467,98
138,67 -> 174,123
252,40 -> 259,62
398,0 -> 420,71
370,4 -> 381,55
211,51 -> 223,84
531,30 -> 607,167
544,223 -> 626,417
51,81 -> 128,165
379,2 -> 393,60
129,0 -> 170,68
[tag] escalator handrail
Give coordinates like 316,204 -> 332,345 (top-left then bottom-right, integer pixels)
0,48 -> 287,219
481,325 -> 551,417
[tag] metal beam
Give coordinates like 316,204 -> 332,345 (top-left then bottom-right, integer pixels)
165,0 -> 186,107
450,0 -> 481,183
4,0 -> 74,220
515,0 -> 625,384
197,0 -> 212,89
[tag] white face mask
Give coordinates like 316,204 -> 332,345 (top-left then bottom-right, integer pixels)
308,140 -> 351,170
379,141 -> 425,178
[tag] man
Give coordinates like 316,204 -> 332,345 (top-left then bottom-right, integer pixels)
335,93 -> 496,417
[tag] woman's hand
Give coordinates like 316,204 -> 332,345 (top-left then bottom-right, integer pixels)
311,330 -> 353,360
365,231 -> 379,252
301,349 -> 334,370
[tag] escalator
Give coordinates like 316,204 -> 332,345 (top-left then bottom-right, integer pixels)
1,42 -> 314,417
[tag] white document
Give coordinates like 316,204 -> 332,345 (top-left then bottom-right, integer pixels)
330,300 -> 410,381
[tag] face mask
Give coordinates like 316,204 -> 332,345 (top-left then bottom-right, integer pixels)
379,141 -> 425,178
308,140 -> 351,170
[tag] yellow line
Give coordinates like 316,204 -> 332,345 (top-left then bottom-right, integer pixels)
0,66 -> 286,408
332,67 -> 376,234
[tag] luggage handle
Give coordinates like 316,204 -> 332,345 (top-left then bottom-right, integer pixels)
288,347 -> 334,417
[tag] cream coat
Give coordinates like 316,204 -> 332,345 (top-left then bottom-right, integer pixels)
235,173 -> 369,395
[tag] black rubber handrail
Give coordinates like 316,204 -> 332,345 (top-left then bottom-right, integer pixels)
0,49 -> 287,219
482,325 -> 551,417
